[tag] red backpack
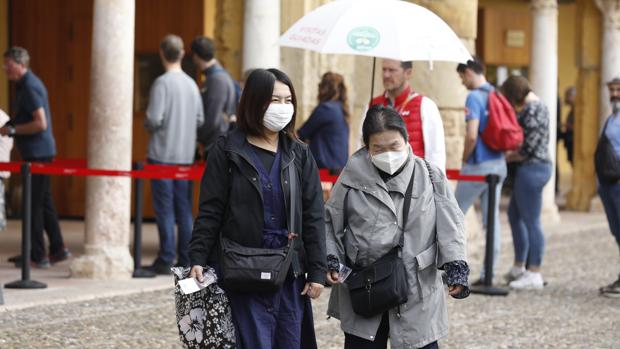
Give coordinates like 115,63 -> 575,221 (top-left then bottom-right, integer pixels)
480,90 -> 523,151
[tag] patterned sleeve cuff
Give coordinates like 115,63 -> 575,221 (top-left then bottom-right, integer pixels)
444,260 -> 470,299
327,254 -> 340,272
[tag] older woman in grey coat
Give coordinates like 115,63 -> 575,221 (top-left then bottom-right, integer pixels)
325,105 -> 469,349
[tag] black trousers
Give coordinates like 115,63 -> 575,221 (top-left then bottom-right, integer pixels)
344,313 -> 439,349
27,157 -> 64,262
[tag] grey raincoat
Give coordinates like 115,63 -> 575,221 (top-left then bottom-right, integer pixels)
325,148 -> 467,348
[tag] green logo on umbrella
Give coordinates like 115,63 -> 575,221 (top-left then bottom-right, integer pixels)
347,27 -> 380,52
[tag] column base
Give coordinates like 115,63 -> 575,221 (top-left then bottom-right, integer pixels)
541,203 -> 561,225
70,245 -> 133,280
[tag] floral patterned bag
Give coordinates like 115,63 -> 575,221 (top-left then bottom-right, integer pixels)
172,267 -> 236,348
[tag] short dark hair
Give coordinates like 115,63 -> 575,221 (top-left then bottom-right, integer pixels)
160,34 -> 184,62
457,57 -> 484,75
3,46 -> 30,67
362,105 -> 409,147
400,61 -> 412,70
191,36 -> 215,61
500,75 -> 531,107
237,68 -> 298,139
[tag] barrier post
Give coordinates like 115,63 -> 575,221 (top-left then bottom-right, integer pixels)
132,162 -> 155,278
470,174 -> 509,296
5,163 -> 47,289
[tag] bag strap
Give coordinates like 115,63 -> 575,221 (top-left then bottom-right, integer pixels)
287,162 -> 303,277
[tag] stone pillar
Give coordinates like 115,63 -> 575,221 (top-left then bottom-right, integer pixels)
597,0 -> 620,127
242,0 -> 280,71
530,0 -> 560,223
70,0 -> 135,279
566,0 -> 602,211
0,0 -> 8,111
214,0 -> 243,79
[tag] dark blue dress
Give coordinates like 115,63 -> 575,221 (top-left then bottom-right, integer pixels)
225,142 -> 313,349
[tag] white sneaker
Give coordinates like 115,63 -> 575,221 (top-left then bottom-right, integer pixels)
503,266 -> 525,283
509,271 -> 544,290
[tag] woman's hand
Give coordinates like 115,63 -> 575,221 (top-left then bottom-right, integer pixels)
301,282 -> 324,299
326,271 -> 340,285
448,284 -> 464,296
189,265 -> 204,282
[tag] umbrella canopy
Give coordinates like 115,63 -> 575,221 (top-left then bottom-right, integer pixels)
278,0 -> 471,64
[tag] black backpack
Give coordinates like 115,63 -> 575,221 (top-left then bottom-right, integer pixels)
595,118 -> 620,184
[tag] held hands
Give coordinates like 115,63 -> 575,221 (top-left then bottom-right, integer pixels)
190,265 -> 204,283
326,271 -> 340,285
301,282 -> 324,299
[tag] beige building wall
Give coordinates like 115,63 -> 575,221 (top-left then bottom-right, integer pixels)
0,0 -> 8,112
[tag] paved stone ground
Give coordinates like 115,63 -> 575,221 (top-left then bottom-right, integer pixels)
1,218 -> 619,348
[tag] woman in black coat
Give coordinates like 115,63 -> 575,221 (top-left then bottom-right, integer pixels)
189,68 -> 327,349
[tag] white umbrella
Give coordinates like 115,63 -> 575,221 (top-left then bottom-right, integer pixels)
278,0 -> 472,97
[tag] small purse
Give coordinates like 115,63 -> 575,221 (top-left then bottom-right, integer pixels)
595,119 -> 620,184
219,166 -> 300,293
344,165 -> 415,318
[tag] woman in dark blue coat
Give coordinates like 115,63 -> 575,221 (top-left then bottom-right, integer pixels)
298,72 -> 350,171
189,68 -> 327,348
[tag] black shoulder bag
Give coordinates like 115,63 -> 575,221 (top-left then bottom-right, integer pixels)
344,165 -> 415,318
595,118 -> 620,184
219,165 -> 300,293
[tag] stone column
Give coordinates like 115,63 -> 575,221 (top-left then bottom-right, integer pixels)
566,0 -> 602,211
596,0 -> 620,127
530,0 -> 560,223
70,0 -> 135,279
242,0 -> 280,71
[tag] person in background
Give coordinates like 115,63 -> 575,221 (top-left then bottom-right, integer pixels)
562,86 -> 576,165
501,76 -> 552,289
369,59 -> 446,172
298,72 -> 350,171
144,34 -> 204,273
0,108 -> 13,231
455,58 -> 507,285
596,77 -> 620,298
1,46 -> 70,268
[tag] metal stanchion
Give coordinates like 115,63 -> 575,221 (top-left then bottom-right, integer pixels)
132,162 -> 155,278
470,174 -> 509,296
5,163 -> 47,289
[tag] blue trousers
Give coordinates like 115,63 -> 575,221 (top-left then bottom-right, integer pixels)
227,276 -> 312,349
508,162 -> 552,267
599,181 -> 620,257
150,172 -> 193,267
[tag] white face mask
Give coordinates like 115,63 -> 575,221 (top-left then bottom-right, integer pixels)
371,147 -> 409,175
263,103 -> 294,132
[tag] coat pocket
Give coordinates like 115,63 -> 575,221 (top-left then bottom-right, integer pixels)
343,233 -> 359,266
413,242 -> 441,299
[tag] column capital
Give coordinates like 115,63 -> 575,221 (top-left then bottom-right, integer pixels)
531,0 -> 557,11
596,0 -> 620,29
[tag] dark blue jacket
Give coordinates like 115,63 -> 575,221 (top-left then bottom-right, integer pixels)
298,101 -> 349,170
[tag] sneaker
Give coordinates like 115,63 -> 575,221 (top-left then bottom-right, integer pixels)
8,254 -> 21,263
509,271 -> 544,290
600,279 -> 620,298
49,248 -> 72,264
504,266 -> 526,283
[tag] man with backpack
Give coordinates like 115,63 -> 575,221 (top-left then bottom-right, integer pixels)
455,58 -> 514,285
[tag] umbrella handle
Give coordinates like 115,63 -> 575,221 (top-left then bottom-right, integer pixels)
370,57 -> 377,103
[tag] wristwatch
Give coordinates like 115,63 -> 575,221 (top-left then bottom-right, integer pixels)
7,126 -> 16,137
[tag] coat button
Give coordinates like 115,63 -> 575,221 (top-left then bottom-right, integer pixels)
252,177 -> 257,181
271,216 -> 276,221
267,183 -> 272,190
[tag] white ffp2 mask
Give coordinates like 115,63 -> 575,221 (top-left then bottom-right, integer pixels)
263,103 -> 294,132
371,148 -> 409,175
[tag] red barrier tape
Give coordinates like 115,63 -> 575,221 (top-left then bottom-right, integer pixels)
0,160 -> 487,183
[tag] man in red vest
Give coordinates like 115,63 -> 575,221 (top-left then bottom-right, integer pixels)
369,59 -> 446,172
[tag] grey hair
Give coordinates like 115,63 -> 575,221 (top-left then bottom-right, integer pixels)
3,46 -> 30,67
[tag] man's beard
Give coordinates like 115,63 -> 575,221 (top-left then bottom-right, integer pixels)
611,98 -> 620,114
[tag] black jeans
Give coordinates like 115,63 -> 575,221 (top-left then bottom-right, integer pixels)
344,313 -> 439,349
27,157 -> 65,262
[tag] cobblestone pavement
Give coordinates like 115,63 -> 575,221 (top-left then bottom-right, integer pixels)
1,224 -> 619,348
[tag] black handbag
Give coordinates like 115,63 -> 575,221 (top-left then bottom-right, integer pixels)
595,119 -> 620,184
220,165 -> 300,293
344,165 -> 415,318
